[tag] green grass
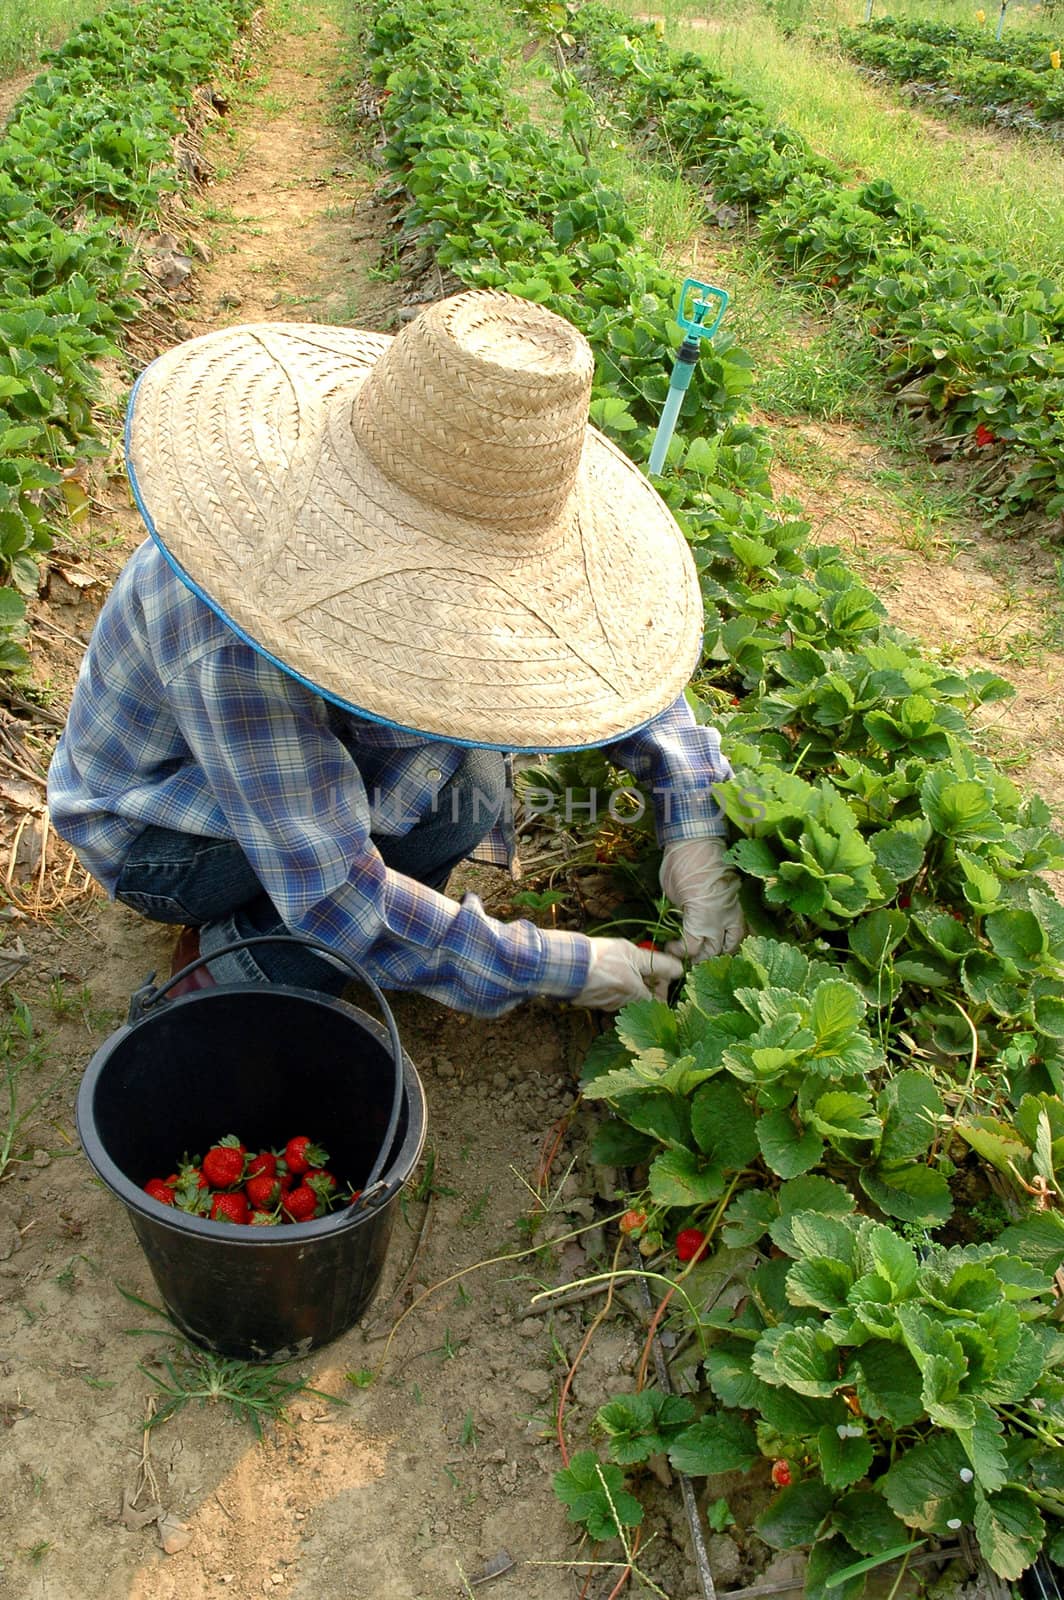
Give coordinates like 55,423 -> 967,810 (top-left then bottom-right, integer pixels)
0,0 -> 108,76
627,0 -> 1064,280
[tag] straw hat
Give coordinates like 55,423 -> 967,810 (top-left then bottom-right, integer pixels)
126,289 -> 704,749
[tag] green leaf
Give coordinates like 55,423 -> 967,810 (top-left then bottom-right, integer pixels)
704,1342 -> 769,1410
860,1160 -> 952,1226
615,999 -> 679,1056
721,1188 -> 777,1247
787,1257 -> 856,1313
866,1225 -> 919,1297
690,1077 -> 758,1167
847,909 -> 909,971
817,1423 -> 874,1490
757,1108 -> 825,1178
882,1434 -> 975,1533
831,1489 -> 909,1556
648,1147 -> 726,1208
810,980 -> 866,1053
596,1390 -> 695,1466
996,1213 -> 1064,1273
921,772 -> 1003,843
667,1411 -> 759,1476
869,823 -> 926,884
985,908 -> 1045,965
808,1090 -> 880,1144
553,1450 -> 644,1541
755,1324 -> 841,1397
973,1488 -> 1045,1581
877,1070 -> 945,1162
853,1342 -> 925,1427
755,1480 -> 835,1550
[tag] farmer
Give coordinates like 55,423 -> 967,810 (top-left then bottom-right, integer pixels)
47,290 -> 744,1016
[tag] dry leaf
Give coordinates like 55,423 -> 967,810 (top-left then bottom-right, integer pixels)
0,780 -> 43,811
157,1510 -> 192,1554
120,1490 -> 163,1531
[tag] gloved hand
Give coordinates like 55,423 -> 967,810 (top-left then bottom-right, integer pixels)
660,838 -> 745,961
573,937 -> 684,1010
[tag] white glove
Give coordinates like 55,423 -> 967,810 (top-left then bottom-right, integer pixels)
660,838 -> 745,961
573,937 -> 684,1010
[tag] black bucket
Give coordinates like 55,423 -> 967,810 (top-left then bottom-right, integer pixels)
76,936 -> 426,1361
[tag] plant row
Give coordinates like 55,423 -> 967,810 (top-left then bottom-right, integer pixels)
839,17 -> 1064,134
566,2 -> 1064,524
0,0 -> 255,668
357,0 -> 1064,1586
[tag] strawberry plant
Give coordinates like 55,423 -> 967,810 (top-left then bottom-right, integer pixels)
0,0 -> 254,653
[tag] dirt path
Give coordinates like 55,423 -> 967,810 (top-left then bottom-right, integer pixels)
0,12 -> 659,1600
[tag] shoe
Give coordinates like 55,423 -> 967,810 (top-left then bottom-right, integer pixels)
168,926 -> 216,998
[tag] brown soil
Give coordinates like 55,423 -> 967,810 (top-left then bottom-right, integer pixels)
0,68 -> 35,128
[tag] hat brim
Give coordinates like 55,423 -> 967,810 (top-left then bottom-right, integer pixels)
126,322 -> 704,750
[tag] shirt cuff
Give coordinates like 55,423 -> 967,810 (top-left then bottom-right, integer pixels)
653,784 -> 730,844
535,927 -> 592,998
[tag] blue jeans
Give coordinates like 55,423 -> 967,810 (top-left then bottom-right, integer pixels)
114,748 -> 507,993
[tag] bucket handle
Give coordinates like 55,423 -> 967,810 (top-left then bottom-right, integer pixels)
130,934 -> 407,1214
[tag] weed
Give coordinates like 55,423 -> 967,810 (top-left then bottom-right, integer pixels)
119,1287 -> 343,1436
458,1409 -> 478,1449
345,1367 -> 375,1388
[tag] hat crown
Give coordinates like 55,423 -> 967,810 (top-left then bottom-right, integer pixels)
350,290 -> 594,531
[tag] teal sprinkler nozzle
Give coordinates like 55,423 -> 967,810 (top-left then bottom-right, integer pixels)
647,278 -> 729,477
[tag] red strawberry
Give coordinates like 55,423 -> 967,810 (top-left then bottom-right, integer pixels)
202,1136 -> 246,1189
249,1210 -> 281,1227
974,422 -> 997,448
282,1184 -> 321,1222
210,1192 -> 250,1225
284,1137 -> 328,1176
246,1151 -> 277,1181
245,1174 -> 282,1211
676,1226 -> 708,1263
346,1188 -> 363,1207
619,1209 -> 647,1236
144,1178 -> 176,1205
636,940 -> 660,952
771,1459 -> 792,1488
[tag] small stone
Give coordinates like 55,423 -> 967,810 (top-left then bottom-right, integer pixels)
434,1058 -> 455,1080
32,1150 -> 50,1168
706,1534 -> 742,1586
517,1319 -> 540,1339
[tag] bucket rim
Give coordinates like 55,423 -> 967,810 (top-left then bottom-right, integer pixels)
75,985 -> 427,1245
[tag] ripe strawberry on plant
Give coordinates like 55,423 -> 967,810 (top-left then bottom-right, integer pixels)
675,1226 -> 708,1263
144,1177 -> 176,1205
282,1184 -> 323,1223
210,1192 -> 251,1225
202,1136 -> 247,1189
771,1459 -> 792,1488
284,1136 -> 328,1176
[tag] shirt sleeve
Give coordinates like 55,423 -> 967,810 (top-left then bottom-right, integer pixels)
166,644 -> 590,1017
604,694 -> 733,843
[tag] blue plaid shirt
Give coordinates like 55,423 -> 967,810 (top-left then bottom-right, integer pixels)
48,541 -> 732,1015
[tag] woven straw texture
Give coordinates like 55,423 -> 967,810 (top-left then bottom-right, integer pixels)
126,290 -> 704,748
